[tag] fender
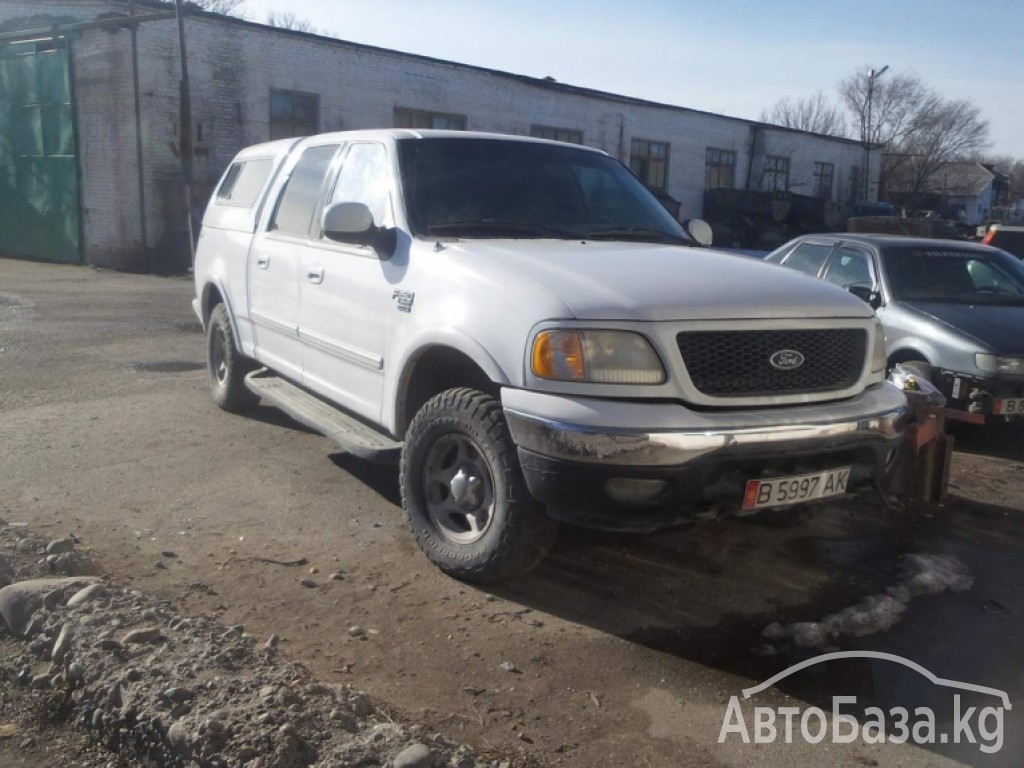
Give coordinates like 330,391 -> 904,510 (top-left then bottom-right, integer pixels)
384,328 -> 513,435
201,275 -> 242,350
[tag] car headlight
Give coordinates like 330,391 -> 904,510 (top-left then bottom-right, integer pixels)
531,330 -> 666,384
871,321 -> 887,374
976,354 -> 1024,376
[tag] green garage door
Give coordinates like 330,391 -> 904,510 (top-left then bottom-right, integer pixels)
0,38 -> 81,263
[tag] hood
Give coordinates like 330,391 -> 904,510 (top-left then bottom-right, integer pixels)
902,300 -> 1024,354
447,240 -> 873,321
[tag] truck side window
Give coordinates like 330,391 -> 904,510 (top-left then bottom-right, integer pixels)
783,242 -> 832,276
329,143 -> 390,225
216,158 -> 274,207
270,145 -> 339,236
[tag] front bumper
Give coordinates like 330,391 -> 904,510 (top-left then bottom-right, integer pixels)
931,368 -> 1024,417
502,383 -> 907,531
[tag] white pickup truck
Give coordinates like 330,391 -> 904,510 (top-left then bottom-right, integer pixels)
193,130 -> 906,582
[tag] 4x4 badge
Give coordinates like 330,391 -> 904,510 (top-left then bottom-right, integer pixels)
770,349 -> 805,370
392,290 -> 415,313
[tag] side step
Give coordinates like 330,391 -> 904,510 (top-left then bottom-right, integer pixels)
245,369 -> 401,463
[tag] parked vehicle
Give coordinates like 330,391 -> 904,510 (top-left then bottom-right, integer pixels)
768,233 -> 1024,419
193,131 -> 906,582
981,224 -> 1024,260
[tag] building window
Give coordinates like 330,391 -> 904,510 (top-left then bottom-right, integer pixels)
704,148 -> 736,190
761,155 -> 790,192
630,139 -> 669,191
394,107 -> 467,130
530,125 -> 583,144
813,162 -> 834,200
269,90 -> 319,140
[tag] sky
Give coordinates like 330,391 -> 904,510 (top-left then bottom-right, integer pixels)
238,0 -> 1023,158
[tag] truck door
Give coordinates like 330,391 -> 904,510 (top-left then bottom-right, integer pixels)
249,143 -> 340,381
299,141 -> 393,421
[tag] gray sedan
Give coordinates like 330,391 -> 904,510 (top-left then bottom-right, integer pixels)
767,234 -> 1024,419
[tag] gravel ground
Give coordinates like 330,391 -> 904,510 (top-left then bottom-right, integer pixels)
0,521 -> 495,768
2,258 -> 1023,767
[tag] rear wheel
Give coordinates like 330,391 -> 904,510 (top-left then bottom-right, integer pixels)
206,303 -> 258,413
400,388 -> 558,583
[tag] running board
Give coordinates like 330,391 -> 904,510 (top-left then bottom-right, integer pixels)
245,370 -> 401,463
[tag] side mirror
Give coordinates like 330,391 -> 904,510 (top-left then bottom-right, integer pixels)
847,285 -> 883,310
322,201 -> 395,260
323,201 -> 375,245
682,218 -> 713,247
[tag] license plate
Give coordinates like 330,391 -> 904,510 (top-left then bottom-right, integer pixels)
743,467 -> 851,510
993,398 -> 1024,415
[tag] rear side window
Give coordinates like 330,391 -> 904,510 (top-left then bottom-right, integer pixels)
269,145 -> 339,236
784,242 -> 834,276
216,158 -> 274,207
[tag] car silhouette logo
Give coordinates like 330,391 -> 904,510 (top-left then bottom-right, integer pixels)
770,349 -> 805,370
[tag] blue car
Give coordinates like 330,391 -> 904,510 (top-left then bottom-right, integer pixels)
767,234 -> 1024,420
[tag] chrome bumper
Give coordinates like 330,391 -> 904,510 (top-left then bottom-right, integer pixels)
504,394 -> 906,468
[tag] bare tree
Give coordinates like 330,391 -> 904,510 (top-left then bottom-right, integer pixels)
838,67 -> 989,196
266,11 -> 318,33
191,0 -> 246,16
759,91 -> 847,138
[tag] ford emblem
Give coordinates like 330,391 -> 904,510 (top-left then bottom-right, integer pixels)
769,349 -> 805,370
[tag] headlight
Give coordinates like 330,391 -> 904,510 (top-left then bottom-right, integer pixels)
871,321 -> 887,374
531,330 -> 666,384
976,354 -> 1024,376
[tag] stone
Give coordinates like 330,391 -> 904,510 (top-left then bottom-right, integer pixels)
329,571 -> 344,582
46,538 -> 74,555
347,625 -> 365,638
0,577 -> 100,637
51,624 -> 72,663
163,687 -> 195,703
299,578 -> 317,588
43,588 -> 66,611
265,634 -> 280,650
67,583 -> 106,608
122,627 -> 163,645
498,661 -> 519,673
394,743 -> 435,768
67,661 -> 85,685
167,721 -> 192,755
30,673 -> 51,690
161,550 -> 178,558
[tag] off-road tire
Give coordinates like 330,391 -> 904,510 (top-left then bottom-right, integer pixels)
400,388 -> 558,583
206,303 -> 258,413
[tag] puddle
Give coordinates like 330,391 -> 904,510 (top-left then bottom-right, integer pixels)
132,361 -> 205,373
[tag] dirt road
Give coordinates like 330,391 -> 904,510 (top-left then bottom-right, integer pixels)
2,258 -> 1023,767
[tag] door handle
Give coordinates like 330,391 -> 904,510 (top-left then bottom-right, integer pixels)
307,264 -> 324,284
256,254 -> 270,270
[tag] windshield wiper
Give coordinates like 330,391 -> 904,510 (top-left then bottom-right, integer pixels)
583,227 -> 689,245
427,220 -> 582,239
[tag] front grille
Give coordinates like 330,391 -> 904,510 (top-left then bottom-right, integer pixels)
676,328 -> 866,397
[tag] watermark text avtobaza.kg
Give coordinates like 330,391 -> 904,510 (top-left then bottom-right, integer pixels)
719,651 -> 1010,754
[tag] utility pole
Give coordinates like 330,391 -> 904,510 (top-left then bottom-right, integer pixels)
864,64 -> 889,202
174,0 -> 196,268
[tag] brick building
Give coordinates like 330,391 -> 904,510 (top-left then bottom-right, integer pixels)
0,0 -> 881,270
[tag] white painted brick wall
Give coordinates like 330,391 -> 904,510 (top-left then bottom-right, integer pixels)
1,1 -> 881,268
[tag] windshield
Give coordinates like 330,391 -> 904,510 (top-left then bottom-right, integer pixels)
884,246 -> 1024,305
397,137 -> 691,244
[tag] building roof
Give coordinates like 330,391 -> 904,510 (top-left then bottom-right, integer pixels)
919,162 -> 999,197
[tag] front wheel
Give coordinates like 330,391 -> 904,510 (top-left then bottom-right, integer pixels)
400,388 -> 558,583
